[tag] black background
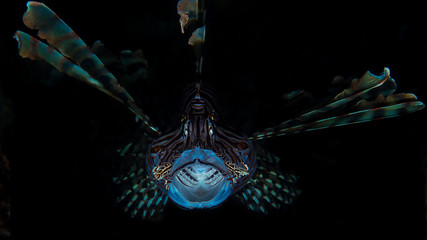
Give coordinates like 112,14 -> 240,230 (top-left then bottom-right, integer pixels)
1,1 -> 427,239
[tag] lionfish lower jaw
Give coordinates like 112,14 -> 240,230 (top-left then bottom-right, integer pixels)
151,148 -> 238,209
168,163 -> 232,209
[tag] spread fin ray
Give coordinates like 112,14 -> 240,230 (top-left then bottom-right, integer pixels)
235,145 -> 300,214
15,1 -> 160,135
250,68 -> 424,140
113,147 -> 168,220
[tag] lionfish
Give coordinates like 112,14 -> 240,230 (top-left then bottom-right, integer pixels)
14,1 -> 424,219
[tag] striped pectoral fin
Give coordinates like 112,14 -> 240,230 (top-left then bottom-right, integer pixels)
21,2 -> 131,101
23,1 -> 95,66
235,144 -> 300,214
14,31 -> 106,92
294,101 -> 424,133
14,30 -> 129,106
250,68 -> 424,140
115,170 -> 168,220
251,98 -> 424,139
235,151 -> 300,214
18,2 -> 160,135
287,68 -> 391,125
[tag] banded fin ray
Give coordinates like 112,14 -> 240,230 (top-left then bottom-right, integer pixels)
113,133 -> 166,220
235,145 -> 300,214
114,160 -> 168,220
14,1 -> 160,135
250,68 -> 424,140
15,31 -> 105,91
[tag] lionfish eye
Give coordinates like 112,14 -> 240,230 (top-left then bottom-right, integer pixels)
151,145 -> 162,153
237,142 -> 248,149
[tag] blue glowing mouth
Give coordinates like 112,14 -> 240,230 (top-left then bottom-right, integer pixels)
167,148 -> 232,209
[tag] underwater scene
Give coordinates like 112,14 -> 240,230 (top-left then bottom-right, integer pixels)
1,0 -> 427,239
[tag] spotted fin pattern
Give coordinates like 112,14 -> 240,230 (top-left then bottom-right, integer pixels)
114,169 -> 168,220
114,139 -> 168,220
235,145 -> 300,214
250,68 -> 424,140
14,1 -> 160,135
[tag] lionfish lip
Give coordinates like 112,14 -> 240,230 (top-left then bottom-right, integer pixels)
170,147 -> 229,177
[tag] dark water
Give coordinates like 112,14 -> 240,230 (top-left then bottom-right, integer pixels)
1,1 -> 427,239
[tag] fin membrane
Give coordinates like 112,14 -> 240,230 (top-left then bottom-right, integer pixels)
250,68 -> 424,140
114,138 -> 168,220
114,168 -> 168,220
15,1 -> 160,135
235,145 -> 300,214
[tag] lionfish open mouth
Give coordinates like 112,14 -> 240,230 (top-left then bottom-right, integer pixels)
175,163 -> 224,187
167,148 -> 232,209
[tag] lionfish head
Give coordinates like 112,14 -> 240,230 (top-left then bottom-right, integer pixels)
147,82 -> 256,209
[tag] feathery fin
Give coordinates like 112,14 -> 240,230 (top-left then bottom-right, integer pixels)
250,68 -> 424,140
15,1 -> 160,135
235,145 -> 300,214
14,31 -> 106,91
114,138 -> 168,220
115,171 -> 168,220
